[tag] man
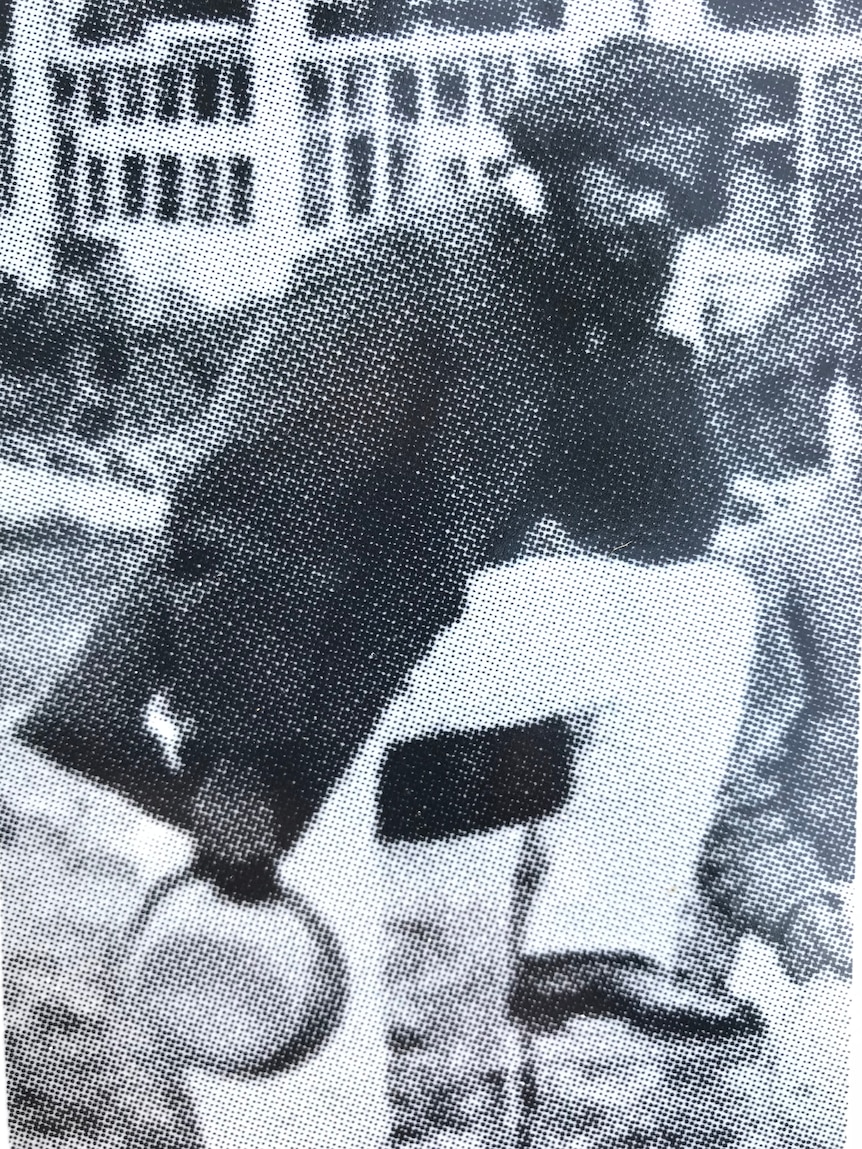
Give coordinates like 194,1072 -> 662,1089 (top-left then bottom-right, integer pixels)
678,258 -> 858,991
686,288 -> 860,1149
22,34 -> 741,1033
696,290 -> 858,992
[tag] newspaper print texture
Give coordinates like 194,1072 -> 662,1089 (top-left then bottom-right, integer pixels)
0,3 -> 857,1149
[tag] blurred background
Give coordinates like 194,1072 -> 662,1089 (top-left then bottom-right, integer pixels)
1,0 -> 860,471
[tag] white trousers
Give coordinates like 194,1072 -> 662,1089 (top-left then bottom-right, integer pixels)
384,553 -> 760,969
218,553 -> 759,1149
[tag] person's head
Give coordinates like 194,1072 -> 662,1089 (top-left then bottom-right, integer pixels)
706,260 -> 862,481
495,37 -> 740,317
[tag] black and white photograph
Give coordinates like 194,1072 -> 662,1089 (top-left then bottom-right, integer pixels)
0,2 -> 857,1147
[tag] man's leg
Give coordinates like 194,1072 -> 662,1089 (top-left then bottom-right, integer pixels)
382,828 -> 525,1147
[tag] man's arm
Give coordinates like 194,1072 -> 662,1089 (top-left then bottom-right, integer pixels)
698,550 -> 851,981
16,562 -> 188,826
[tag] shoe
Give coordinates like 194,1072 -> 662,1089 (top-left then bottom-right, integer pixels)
615,965 -> 762,1040
510,951 -> 762,1041
509,951 -> 648,1030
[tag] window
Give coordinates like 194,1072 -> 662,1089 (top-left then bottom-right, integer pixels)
389,67 -> 419,122
433,65 -> 468,119
523,0 -> 565,27
151,0 -> 250,21
722,150 -> 799,251
343,63 -> 373,118
309,0 -> 564,35
814,170 -> 862,261
388,135 -> 411,203
229,62 -> 252,121
193,63 -> 221,122
836,0 -> 862,28
421,0 -> 555,32
309,1 -> 396,37
87,69 -> 109,123
54,133 -> 76,228
445,155 -> 467,184
479,57 -> 516,120
0,66 -> 11,212
704,0 -> 815,31
345,133 -> 374,216
302,133 -> 331,227
300,63 -> 331,118
50,68 -> 77,108
86,154 -> 108,219
817,63 -> 862,170
121,154 -> 146,218
196,157 -> 220,222
740,68 -> 799,124
744,139 -> 797,184
120,66 -> 147,120
157,155 -> 182,221
229,156 -> 253,223
76,0 -> 249,40
156,67 -> 182,122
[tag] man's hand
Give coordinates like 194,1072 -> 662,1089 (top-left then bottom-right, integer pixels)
778,886 -> 853,983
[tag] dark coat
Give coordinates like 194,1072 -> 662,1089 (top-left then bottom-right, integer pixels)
21,205 -> 725,858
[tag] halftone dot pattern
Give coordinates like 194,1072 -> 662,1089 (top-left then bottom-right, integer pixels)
0,3 -> 857,1149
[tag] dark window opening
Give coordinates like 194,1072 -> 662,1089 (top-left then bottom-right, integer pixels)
74,0 -> 143,43
196,156 -> 220,222
0,1 -> 10,47
479,57 -> 515,119
705,0 -> 815,31
54,133 -> 76,228
86,154 -> 108,218
743,138 -> 798,183
119,66 -> 146,120
816,63 -> 862,169
50,68 -> 77,107
343,63 -> 372,117
309,1 -> 405,37
345,132 -> 374,216
309,0 -> 564,35
433,65 -> 467,119
445,155 -> 467,183
157,154 -> 182,221
229,62 -> 252,121
423,0 -> 557,32
725,159 -> 799,251
121,153 -> 146,217
524,0 -> 566,26
389,67 -> 419,122
302,133 -> 331,227
87,69 -> 109,123
229,156 -> 252,223
300,63 -> 331,118
192,63 -> 221,121
740,67 -> 799,123
156,66 -> 182,122
0,66 -> 12,211
388,135 -> 411,203
837,0 -> 862,28
150,0 -> 250,20
814,169 -> 862,260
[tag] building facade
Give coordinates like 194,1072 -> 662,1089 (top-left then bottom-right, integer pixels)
0,0 -> 861,307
